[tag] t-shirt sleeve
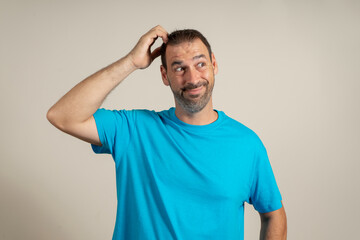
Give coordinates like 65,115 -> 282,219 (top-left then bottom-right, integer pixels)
248,137 -> 283,213
91,108 -> 133,156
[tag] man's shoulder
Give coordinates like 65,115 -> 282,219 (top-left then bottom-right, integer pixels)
97,108 -> 164,115
131,108 -> 172,118
103,108 -> 172,124
221,111 -> 254,132
220,111 -> 263,143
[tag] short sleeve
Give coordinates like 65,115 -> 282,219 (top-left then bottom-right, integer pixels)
91,108 -> 133,157
248,138 -> 283,213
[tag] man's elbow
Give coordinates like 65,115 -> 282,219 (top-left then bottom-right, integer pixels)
47,107 -> 56,125
46,107 -> 66,131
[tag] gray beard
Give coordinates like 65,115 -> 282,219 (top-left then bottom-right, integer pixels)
170,80 -> 214,114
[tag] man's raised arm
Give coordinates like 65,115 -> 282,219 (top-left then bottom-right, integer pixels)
46,25 -> 168,146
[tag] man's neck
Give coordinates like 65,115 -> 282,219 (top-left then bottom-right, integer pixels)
174,101 -> 218,125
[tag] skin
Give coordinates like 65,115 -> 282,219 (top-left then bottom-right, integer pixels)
260,202 -> 287,240
47,25 -> 169,146
47,25 -> 287,239
160,38 -> 218,125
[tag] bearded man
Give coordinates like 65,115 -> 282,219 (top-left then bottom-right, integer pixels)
47,25 -> 287,240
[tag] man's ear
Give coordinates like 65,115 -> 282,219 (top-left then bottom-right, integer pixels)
211,52 -> 218,75
160,65 -> 170,86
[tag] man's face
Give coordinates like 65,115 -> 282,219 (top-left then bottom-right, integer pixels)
161,38 -> 218,114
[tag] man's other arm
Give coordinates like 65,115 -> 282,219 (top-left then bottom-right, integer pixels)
46,25 -> 168,145
259,204 -> 287,240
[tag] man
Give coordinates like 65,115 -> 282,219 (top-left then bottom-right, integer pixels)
47,25 -> 287,240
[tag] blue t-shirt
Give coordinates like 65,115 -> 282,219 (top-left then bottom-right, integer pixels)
92,108 -> 282,240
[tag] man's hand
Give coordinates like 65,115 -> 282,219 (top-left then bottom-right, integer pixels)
127,25 -> 168,70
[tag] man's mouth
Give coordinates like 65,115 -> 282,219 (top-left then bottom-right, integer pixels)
182,81 -> 207,91
185,86 -> 203,95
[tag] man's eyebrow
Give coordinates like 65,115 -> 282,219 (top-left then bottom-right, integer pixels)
171,54 -> 207,67
171,61 -> 183,67
193,54 -> 206,60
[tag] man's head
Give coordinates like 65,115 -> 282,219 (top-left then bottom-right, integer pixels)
160,29 -> 218,114
160,29 -> 212,70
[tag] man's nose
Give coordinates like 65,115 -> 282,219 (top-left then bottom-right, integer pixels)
184,67 -> 199,84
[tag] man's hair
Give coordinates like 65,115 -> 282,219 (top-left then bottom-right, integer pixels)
160,29 -> 212,70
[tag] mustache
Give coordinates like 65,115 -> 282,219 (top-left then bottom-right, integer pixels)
181,81 -> 208,91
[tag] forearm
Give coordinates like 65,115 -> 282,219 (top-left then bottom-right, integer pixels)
260,207 -> 287,240
47,56 -> 136,129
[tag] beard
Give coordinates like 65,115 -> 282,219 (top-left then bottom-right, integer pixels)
169,77 -> 215,114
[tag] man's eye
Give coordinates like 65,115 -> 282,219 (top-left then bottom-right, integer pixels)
175,67 -> 184,72
197,62 -> 205,68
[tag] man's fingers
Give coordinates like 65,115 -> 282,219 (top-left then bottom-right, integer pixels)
157,27 -> 168,43
151,46 -> 162,62
149,25 -> 168,44
145,26 -> 168,62
128,25 -> 168,69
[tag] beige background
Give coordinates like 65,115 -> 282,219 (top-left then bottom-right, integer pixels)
1,0 -> 359,239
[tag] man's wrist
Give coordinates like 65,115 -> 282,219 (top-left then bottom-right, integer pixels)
122,53 -> 139,72
108,55 -> 138,79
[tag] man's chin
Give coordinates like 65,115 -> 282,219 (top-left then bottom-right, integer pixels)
174,90 -> 212,113
186,93 -> 201,99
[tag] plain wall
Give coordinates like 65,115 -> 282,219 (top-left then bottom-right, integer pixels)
1,0 -> 359,239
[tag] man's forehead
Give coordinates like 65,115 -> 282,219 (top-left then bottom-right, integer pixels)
166,39 -> 210,63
